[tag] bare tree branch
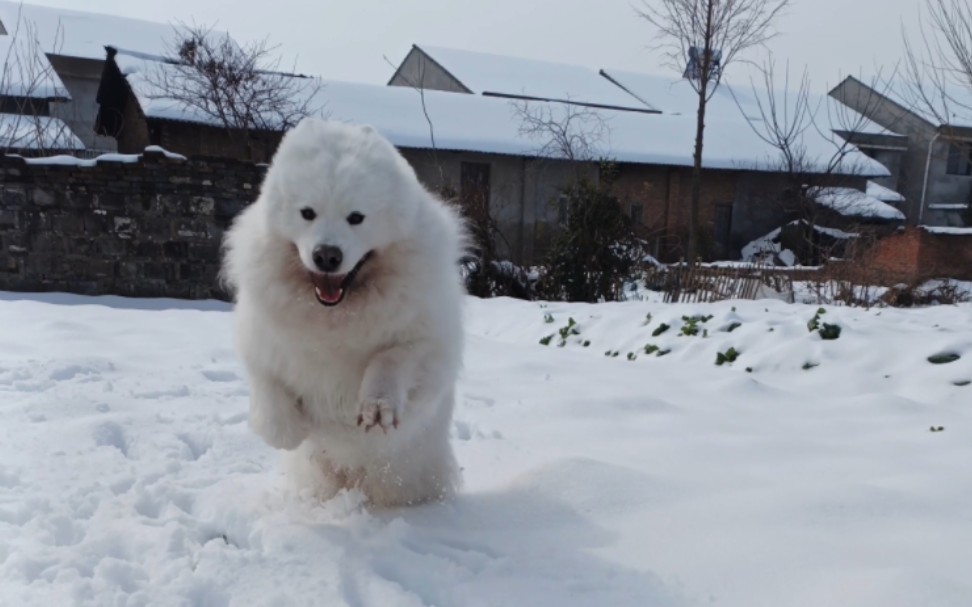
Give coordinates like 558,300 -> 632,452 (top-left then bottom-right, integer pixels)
511,98 -> 609,166
142,22 -> 324,158
903,0 -> 972,126
0,4 -> 77,155
637,0 -> 791,262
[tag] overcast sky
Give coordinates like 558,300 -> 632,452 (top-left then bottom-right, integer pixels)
29,0 -> 920,92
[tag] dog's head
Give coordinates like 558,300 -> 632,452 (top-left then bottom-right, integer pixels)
260,118 -> 422,306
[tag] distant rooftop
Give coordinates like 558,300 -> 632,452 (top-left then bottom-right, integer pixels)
408,44 -> 656,113
114,49 -> 888,177
0,35 -> 69,100
0,1 -> 225,62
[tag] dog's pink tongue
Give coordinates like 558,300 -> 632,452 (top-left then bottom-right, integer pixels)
316,284 -> 343,304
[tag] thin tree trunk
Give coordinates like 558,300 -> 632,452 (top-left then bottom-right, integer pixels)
689,75 -> 708,263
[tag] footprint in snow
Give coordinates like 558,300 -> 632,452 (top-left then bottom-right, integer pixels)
93,422 -> 131,458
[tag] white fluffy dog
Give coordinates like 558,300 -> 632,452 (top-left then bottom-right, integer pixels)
222,118 -> 467,507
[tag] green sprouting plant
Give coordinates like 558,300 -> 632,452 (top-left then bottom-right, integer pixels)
680,314 -> 714,337
604,350 -> 620,358
930,426 -> 945,432
723,321 -> 742,333
745,367 -> 753,373
558,317 -> 581,340
656,348 -> 671,357
807,308 -> 825,331
539,334 -> 554,346
642,313 -> 653,326
808,308 -> 841,340
644,344 -> 660,355
715,347 -> 740,366
928,353 -> 960,364
543,312 -> 555,324
582,340 -> 591,347
627,352 -> 637,361
818,323 -> 842,340
652,323 -> 670,337
802,361 -> 819,370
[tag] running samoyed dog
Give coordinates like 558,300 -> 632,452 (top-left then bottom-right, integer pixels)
222,118 -> 467,507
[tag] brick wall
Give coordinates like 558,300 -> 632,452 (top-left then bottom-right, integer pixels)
0,150 -> 265,300
868,228 -> 972,282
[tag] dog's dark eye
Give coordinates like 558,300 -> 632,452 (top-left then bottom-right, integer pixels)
300,207 -> 316,221
347,212 -> 365,226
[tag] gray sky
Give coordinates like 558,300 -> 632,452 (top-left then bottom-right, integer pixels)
30,0 -> 920,92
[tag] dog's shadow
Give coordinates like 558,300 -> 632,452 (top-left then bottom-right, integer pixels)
317,470 -> 690,607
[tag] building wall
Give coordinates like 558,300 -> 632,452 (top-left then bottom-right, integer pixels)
388,48 -> 471,93
401,148 -> 535,261
47,55 -> 118,152
149,121 -> 281,163
830,78 -> 971,226
868,227 -> 972,282
0,151 -> 264,299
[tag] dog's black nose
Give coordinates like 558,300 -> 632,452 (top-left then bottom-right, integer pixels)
312,245 -> 343,273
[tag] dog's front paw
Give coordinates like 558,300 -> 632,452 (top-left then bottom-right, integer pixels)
357,396 -> 400,432
250,399 -> 308,450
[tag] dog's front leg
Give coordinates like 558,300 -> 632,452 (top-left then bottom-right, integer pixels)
247,370 -> 309,450
357,345 -> 419,432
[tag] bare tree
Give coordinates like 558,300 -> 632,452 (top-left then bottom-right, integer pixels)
738,59 -> 901,264
144,23 -> 323,159
0,6 -> 77,154
638,0 -> 791,262
512,98 -> 610,166
903,0 -> 972,126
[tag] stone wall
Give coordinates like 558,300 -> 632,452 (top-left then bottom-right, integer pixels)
0,149 -> 265,300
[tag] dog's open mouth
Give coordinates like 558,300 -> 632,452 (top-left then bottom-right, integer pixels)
309,251 -> 373,306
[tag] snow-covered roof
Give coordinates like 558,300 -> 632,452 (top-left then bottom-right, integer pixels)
742,220 -> 859,264
601,68 -> 895,136
811,186 -> 906,221
114,51 -> 889,176
866,180 -> 905,203
414,45 -> 653,112
113,49 -> 320,130
0,33 -> 69,99
0,112 -> 83,150
600,68 -> 761,119
0,1 -> 215,62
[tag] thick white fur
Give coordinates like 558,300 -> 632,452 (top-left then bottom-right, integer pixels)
222,118 -> 467,507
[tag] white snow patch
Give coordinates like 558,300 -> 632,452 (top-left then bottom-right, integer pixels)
414,44 -> 652,112
1,293 -> 972,605
0,113 -> 83,151
922,226 -> 972,235
812,186 -> 906,220
0,35 -> 69,99
114,52 -> 886,175
867,180 -> 905,203
0,1 -> 228,63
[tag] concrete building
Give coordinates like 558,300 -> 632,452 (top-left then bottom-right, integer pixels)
830,75 -> 972,227
0,1 -> 230,153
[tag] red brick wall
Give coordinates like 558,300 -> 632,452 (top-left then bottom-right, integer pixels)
868,228 -> 972,282
612,164 -> 738,260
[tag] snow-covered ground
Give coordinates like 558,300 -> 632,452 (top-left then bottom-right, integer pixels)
2,292 -> 971,607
